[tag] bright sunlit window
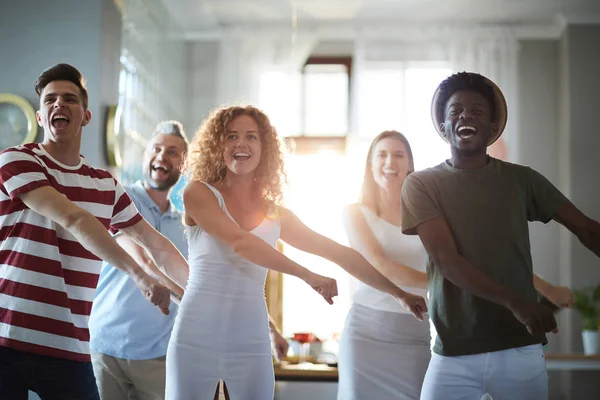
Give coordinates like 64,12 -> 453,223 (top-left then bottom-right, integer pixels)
281,150 -> 362,339
259,70 -> 302,136
260,63 -> 454,344
358,64 -> 452,170
302,64 -> 349,135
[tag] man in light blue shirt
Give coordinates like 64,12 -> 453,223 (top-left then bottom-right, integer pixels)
89,121 -> 189,400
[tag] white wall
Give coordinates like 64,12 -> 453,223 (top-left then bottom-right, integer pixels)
0,0 -> 121,168
186,41 -> 220,135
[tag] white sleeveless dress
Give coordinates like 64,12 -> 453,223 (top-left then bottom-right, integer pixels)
165,183 -> 280,400
337,205 -> 431,400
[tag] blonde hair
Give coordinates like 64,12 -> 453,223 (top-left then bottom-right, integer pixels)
185,105 -> 286,207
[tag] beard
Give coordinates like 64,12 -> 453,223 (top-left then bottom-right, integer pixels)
145,172 -> 180,191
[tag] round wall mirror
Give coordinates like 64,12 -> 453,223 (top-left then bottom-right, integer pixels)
0,93 -> 38,151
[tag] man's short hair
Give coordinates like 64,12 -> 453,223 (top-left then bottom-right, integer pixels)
34,63 -> 89,109
152,120 -> 189,150
434,72 -> 497,123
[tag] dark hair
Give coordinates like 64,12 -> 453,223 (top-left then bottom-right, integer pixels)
34,63 -> 89,109
153,120 -> 189,150
435,72 -> 496,124
359,130 -> 415,216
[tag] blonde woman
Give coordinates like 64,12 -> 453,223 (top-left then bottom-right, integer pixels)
164,107 -> 427,400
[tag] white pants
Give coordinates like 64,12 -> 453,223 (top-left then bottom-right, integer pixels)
420,344 -> 548,400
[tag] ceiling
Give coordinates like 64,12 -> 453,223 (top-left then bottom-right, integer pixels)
159,0 -> 600,35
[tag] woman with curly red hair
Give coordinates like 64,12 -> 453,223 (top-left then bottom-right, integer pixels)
164,105 -> 427,399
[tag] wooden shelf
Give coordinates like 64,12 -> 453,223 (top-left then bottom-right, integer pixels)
545,353 -> 600,370
274,363 -> 338,382
545,353 -> 600,360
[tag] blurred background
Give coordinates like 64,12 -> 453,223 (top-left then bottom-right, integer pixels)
2,0 -> 600,398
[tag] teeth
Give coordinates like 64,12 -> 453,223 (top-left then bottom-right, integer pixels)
53,115 -> 68,121
458,125 -> 476,132
234,152 -> 250,157
383,169 -> 397,174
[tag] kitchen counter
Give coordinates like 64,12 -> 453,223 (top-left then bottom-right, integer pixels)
274,363 -> 338,382
545,353 -> 600,370
274,353 -> 600,382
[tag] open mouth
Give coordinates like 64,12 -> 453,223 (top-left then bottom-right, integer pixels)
233,151 -> 251,161
51,114 -> 70,129
152,164 -> 170,176
382,168 -> 398,179
457,125 -> 477,139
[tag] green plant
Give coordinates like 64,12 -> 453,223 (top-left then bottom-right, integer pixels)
573,284 -> 600,331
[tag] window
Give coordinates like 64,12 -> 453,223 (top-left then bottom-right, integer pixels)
302,62 -> 349,135
358,64 -> 453,170
280,149 -> 361,339
115,0 -> 186,209
261,61 -> 453,347
259,56 -> 351,137
115,54 -> 148,185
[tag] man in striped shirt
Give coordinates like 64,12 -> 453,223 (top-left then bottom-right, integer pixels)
0,64 -> 188,400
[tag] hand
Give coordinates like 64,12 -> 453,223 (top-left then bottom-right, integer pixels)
509,298 -> 558,336
136,275 -> 171,315
305,272 -> 338,304
545,285 -> 573,309
398,293 -> 428,321
271,329 -> 289,361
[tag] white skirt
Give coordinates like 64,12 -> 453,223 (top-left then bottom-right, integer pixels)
165,288 -> 274,400
337,303 -> 431,400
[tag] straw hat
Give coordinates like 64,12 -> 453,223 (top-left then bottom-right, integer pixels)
430,72 -> 508,146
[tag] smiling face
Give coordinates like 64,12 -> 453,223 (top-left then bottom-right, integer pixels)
440,90 -> 497,156
222,114 -> 262,177
143,133 -> 187,191
36,80 -> 91,144
370,137 -> 412,190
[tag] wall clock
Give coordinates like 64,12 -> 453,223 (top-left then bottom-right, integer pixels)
0,93 -> 38,151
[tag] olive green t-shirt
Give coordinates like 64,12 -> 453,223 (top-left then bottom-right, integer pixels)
401,158 -> 568,356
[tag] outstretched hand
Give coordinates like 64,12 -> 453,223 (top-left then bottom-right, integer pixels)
510,298 -> 558,336
306,273 -> 338,304
545,285 -> 573,309
398,294 -> 428,321
136,276 -> 171,315
271,329 -> 290,361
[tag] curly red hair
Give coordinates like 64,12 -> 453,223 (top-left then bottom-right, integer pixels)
185,105 -> 286,207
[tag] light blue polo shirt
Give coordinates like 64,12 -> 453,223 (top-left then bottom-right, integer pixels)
89,181 -> 188,360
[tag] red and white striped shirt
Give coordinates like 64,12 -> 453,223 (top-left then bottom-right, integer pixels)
0,143 -> 142,362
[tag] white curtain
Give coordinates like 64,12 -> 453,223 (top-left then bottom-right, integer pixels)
445,32 -> 519,161
352,26 -> 520,161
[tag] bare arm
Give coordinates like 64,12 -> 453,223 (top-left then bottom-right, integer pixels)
280,207 -> 427,320
268,313 -> 288,360
19,186 -> 171,314
533,274 -> 573,308
120,219 -> 189,292
116,233 -> 184,298
183,181 -> 337,303
343,205 -> 428,289
554,201 -> 600,258
415,217 -> 557,335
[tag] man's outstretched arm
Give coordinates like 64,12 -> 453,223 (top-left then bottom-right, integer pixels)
415,216 -> 558,336
554,202 -> 600,257
19,186 -> 171,314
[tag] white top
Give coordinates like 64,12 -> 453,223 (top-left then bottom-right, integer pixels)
350,205 -> 428,314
